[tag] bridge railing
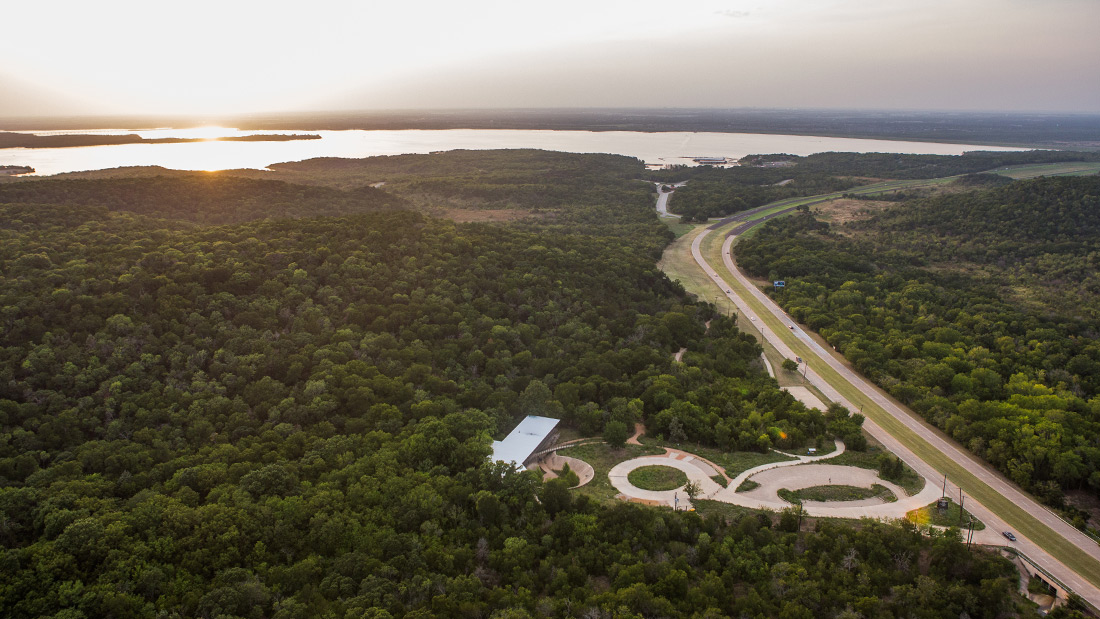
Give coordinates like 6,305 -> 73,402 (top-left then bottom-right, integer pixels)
997,545 -> 1099,616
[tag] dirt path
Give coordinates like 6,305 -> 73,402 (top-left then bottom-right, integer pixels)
627,423 -> 645,445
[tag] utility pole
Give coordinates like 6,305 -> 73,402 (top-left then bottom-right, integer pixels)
959,490 -> 965,526
797,503 -> 804,531
942,474 -> 947,499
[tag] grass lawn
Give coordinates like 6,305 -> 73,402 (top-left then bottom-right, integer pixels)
692,499 -> 762,521
737,480 -> 760,492
825,447 -> 925,496
779,484 -> 896,505
660,216 -> 697,238
553,426 -> 585,444
764,345 -> 806,388
781,438 -> 838,458
657,226 -> 724,304
907,498 -> 986,531
628,465 -> 688,491
990,162 -> 1100,180
639,437 -> 795,478
558,441 -> 663,502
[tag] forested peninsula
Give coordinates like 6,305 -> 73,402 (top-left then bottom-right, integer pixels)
0,150 -> 1086,617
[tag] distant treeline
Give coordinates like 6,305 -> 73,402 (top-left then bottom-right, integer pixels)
649,150 -> 1100,221
220,108 -> 1100,148
0,176 -> 401,225
0,131 -> 320,149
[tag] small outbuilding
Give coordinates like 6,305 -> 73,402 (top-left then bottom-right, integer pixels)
491,415 -> 561,470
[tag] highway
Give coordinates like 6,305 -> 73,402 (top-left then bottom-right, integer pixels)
681,209 -> 1100,608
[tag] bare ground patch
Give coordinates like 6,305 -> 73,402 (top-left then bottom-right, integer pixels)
1065,490 -> 1100,525
812,198 -> 893,226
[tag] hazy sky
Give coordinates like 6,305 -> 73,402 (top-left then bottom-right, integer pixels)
2,0 -> 1098,117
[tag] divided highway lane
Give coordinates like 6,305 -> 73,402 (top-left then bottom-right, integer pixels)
688,225 -> 1100,607
707,177 -> 956,234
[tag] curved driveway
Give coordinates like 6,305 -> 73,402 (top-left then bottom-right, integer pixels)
652,181 -> 687,216
687,226 -> 1100,605
609,441 -> 943,520
735,464 -> 919,515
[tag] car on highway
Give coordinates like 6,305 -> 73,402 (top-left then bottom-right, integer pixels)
788,324 -> 794,329
1002,531 -> 1017,542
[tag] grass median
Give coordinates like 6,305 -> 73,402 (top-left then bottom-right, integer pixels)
701,220 -> 1100,588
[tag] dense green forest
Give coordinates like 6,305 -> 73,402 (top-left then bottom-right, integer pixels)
736,176 -> 1100,518
0,176 -> 403,225
0,151 -> 1060,617
648,150 -> 1100,221
261,149 -> 643,198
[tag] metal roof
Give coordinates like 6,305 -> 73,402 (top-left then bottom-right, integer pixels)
491,415 -> 560,469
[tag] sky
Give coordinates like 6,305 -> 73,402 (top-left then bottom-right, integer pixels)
2,0 -> 1099,118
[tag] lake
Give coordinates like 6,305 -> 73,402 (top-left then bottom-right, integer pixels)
0,127 -> 1027,176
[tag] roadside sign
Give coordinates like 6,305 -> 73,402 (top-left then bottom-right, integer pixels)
774,280 -> 785,288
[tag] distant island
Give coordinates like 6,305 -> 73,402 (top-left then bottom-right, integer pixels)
0,165 -> 34,175
0,131 -> 321,149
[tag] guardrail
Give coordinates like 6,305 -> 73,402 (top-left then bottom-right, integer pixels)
716,197 -> 1100,609
999,545 -> 1100,616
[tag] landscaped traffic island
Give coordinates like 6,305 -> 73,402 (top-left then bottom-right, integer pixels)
628,465 -> 689,491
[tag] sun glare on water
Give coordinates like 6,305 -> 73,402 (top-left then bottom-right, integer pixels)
135,126 -> 241,141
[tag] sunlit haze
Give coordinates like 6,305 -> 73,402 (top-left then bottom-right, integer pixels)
2,0 -> 1099,117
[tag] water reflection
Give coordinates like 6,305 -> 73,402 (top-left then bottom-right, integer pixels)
0,128 -> 1026,176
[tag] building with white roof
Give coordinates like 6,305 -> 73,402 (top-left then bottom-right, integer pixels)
491,415 -> 561,470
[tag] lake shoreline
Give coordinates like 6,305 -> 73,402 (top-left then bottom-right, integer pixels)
0,127 -> 1030,177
